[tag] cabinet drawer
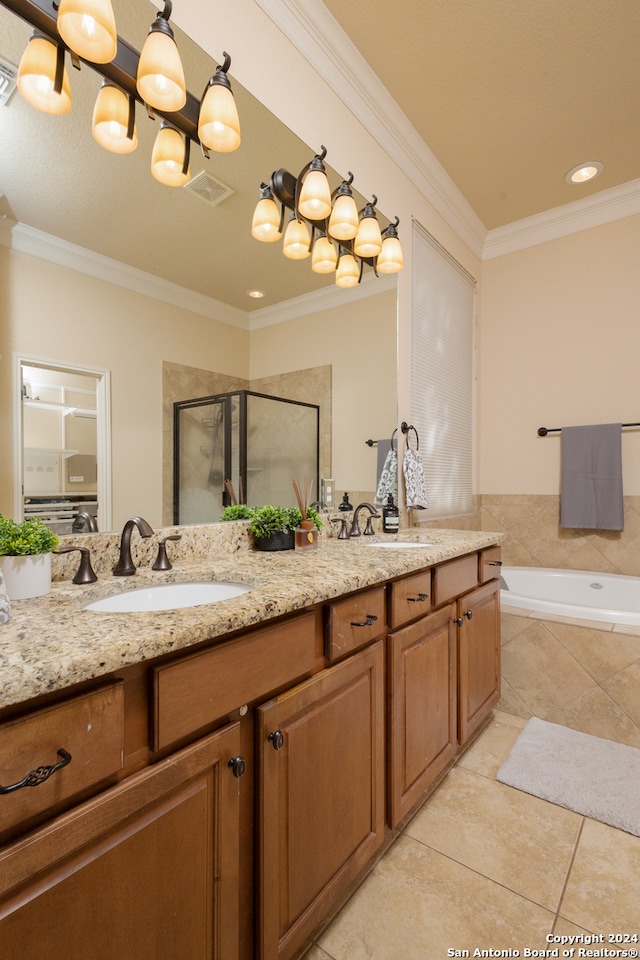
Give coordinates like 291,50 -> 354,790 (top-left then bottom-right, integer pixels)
432,553 -> 478,607
153,611 -> 319,751
480,546 -> 502,582
389,569 -> 432,629
325,585 -> 386,661
0,682 -> 124,837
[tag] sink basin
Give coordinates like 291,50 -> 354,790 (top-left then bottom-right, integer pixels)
365,541 -> 435,549
84,581 -> 251,613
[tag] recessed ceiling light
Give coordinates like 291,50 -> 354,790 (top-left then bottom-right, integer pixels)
247,289 -> 265,299
565,161 -> 603,185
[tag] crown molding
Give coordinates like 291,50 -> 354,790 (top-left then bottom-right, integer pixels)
482,178 -> 640,259
6,222 -> 251,329
248,271 -> 396,330
253,0 -> 487,259
3,220 -> 391,330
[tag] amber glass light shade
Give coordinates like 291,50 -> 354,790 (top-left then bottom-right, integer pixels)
92,83 -> 137,153
17,35 -> 71,115
57,0 -> 117,64
311,236 -> 337,274
335,252 -> 359,288
328,192 -> 359,241
251,198 -> 282,242
377,235 -> 404,274
354,214 -> 382,258
283,216 -> 310,260
137,29 -> 186,111
198,82 -> 241,153
297,169 -> 332,221
151,124 -> 190,186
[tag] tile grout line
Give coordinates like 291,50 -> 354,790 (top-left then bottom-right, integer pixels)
551,816 -> 586,934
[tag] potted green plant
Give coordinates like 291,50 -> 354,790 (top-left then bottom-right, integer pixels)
0,514 -> 59,600
248,505 -> 322,552
220,504 -> 256,521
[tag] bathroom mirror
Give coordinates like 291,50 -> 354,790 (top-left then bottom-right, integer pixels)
0,0 -> 398,530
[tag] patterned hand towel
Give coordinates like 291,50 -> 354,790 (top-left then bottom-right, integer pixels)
374,441 -> 398,507
403,447 -> 429,510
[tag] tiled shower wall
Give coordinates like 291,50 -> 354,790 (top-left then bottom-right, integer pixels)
415,493 -> 640,577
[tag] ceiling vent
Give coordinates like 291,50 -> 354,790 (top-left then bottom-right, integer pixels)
0,57 -> 18,107
183,171 -> 234,208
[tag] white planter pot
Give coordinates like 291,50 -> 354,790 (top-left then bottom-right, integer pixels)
0,553 -> 52,600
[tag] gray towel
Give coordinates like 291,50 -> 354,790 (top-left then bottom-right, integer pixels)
560,423 -> 624,530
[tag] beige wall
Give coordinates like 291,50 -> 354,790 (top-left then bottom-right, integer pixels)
1,245 -> 249,528
479,214 -> 640,495
251,288 -> 397,497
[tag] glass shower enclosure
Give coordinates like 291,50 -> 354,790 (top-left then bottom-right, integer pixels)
173,390 -> 320,525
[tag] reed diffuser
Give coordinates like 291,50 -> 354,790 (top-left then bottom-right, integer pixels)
292,477 -> 318,551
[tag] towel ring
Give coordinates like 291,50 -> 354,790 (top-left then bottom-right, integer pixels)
401,421 -> 419,450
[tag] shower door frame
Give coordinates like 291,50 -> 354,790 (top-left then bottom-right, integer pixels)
173,390 -> 320,526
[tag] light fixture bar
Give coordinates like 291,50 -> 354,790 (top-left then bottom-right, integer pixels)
1,0 -> 201,143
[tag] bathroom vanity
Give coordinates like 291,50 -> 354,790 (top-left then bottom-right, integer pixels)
0,528 -> 502,960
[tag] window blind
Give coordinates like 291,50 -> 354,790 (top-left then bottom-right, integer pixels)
410,221 -> 476,518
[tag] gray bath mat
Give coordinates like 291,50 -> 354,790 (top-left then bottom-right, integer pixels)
496,717 -> 640,837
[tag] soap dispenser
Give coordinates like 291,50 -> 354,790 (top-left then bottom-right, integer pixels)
338,492 -> 353,512
382,494 -> 399,533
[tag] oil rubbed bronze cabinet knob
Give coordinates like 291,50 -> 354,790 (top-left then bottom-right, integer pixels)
268,731 -> 285,751
227,756 -> 246,779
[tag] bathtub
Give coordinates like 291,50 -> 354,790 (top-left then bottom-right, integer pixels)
500,566 -> 640,627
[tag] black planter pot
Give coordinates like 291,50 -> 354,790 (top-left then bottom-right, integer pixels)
253,531 -> 295,552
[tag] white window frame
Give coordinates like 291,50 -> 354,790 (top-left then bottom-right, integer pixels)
409,221 -> 476,520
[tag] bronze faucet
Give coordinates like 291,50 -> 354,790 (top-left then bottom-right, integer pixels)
113,517 -> 154,576
349,502 -> 380,537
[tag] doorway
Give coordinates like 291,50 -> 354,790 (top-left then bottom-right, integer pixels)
13,355 -> 112,533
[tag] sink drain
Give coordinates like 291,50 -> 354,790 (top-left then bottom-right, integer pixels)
590,582 -> 604,589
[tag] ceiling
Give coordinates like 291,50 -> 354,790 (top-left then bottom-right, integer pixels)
1,0 -> 638,311
324,0 -> 640,229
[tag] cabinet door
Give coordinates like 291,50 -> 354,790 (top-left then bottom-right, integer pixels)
388,604 -> 457,828
258,641 -> 385,960
0,722 -> 243,960
457,580 -> 501,745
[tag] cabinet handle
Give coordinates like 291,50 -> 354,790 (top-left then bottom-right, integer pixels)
268,731 -> 285,751
488,560 -> 503,566
0,748 -> 71,795
228,756 -> 246,779
454,616 -> 464,627
407,593 -> 429,603
350,615 -> 378,627
464,610 -> 473,620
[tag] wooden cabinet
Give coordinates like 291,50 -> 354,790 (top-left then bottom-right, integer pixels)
257,641 -> 385,960
0,544 -> 501,960
0,722 -> 243,960
457,578 -> 501,745
388,605 -> 457,827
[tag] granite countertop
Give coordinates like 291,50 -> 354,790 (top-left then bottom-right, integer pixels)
0,528 -> 503,711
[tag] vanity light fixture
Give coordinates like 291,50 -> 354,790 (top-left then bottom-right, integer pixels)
17,32 -> 71,115
8,0 -> 241,189
56,0 -> 117,65
376,217 -> 404,274
252,147 -> 403,287
565,161 -> 603,184
136,0 -> 186,113
198,53 -> 241,153
92,80 -> 137,153
251,184 -> 282,242
282,214 -> 311,260
151,120 -> 190,187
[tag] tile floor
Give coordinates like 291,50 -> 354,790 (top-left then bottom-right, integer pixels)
301,614 -> 640,960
